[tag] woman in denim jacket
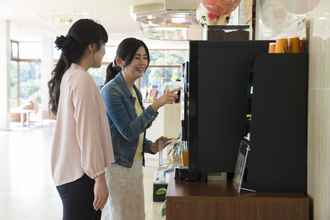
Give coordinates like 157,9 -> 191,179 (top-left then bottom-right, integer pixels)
101,38 -> 178,220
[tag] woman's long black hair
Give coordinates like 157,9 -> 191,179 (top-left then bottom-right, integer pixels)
48,19 -> 108,115
104,37 -> 150,85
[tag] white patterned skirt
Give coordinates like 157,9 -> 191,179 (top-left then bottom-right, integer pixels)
102,160 -> 145,220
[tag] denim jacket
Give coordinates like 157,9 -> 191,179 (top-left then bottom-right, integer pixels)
101,73 -> 158,168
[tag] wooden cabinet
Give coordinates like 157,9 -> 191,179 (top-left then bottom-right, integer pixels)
166,177 -> 309,220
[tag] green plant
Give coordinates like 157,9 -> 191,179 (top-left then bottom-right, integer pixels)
161,201 -> 166,217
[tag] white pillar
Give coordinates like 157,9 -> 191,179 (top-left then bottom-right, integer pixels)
39,35 -> 54,120
0,20 -> 10,130
255,0 -> 261,40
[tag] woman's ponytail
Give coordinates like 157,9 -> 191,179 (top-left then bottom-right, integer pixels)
104,62 -> 121,85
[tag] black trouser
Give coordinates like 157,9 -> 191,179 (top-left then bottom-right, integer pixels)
56,174 -> 102,220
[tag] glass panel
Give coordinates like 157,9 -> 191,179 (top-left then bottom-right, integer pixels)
149,50 -> 165,65
19,42 -> 41,59
149,50 -> 188,65
164,50 -> 188,65
140,49 -> 187,102
140,67 -> 181,102
9,61 -> 18,109
19,61 -> 41,104
89,64 -> 107,89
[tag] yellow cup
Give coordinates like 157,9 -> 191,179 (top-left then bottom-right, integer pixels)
275,38 -> 289,53
268,42 -> 276,54
288,37 -> 300,53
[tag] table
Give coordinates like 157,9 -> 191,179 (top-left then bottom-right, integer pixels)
166,176 -> 309,220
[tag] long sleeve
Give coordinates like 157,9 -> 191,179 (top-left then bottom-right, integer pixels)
72,73 -> 114,179
143,138 -> 155,154
51,64 -> 114,186
101,86 -> 158,142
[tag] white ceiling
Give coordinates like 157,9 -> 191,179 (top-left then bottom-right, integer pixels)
0,0 -> 190,49
0,0 -> 142,40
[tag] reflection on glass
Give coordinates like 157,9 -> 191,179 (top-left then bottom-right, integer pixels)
140,67 -> 181,102
140,50 -> 187,102
149,49 -> 188,65
19,61 -> 41,104
9,61 -> 18,109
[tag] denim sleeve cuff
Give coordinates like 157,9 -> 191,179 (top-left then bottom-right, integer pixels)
143,139 -> 155,154
145,105 -> 158,120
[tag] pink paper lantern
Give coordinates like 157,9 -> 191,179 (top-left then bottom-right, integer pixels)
202,0 -> 241,17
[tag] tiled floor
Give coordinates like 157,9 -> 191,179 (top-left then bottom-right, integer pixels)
0,125 -> 164,220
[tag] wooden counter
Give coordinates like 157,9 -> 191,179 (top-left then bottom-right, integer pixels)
166,176 -> 309,220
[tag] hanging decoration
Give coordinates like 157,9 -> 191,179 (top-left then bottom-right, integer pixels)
196,0 -> 241,25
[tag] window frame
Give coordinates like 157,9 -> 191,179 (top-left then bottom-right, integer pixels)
10,40 -> 41,109
140,48 -> 187,102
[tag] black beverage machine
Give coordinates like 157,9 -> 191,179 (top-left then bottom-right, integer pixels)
180,41 -> 269,177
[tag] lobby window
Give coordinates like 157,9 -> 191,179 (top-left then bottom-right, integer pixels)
140,49 -> 188,102
53,46 -> 188,94
89,46 -> 116,88
9,41 -> 41,110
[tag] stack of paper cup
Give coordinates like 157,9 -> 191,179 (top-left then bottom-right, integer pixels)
288,37 -> 301,53
268,37 -> 303,54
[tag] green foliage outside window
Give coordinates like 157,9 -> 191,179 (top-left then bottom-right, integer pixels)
9,41 -> 42,110
19,62 -> 41,102
9,62 -> 18,109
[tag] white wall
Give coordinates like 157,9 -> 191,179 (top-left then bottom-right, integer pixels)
307,1 -> 330,220
146,103 -> 181,141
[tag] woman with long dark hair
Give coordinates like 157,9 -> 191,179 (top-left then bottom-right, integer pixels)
101,37 -> 177,220
48,19 -> 114,220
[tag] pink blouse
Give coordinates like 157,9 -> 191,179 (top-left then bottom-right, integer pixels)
51,63 -> 114,186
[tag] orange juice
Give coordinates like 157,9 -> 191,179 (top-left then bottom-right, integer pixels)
181,150 -> 189,167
